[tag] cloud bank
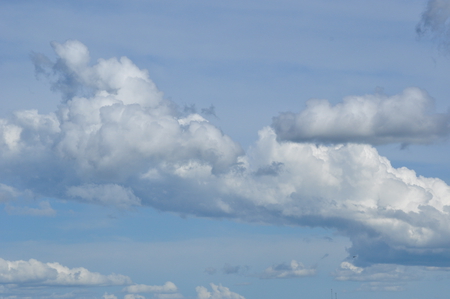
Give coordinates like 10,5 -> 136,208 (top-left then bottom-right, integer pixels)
0,258 -> 131,286
2,40 -> 450,268
272,88 -> 450,145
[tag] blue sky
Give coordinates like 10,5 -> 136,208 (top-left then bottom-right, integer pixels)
2,0 -> 450,298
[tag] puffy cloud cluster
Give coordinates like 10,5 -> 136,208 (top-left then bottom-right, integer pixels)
417,0 -> 450,50
260,260 -> 316,279
2,40 -> 450,267
0,258 -> 131,286
272,88 -> 450,145
1,40 -> 242,209
196,284 -> 245,299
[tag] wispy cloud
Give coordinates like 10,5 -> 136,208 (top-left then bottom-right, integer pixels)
6,200 -> 56,216
333,261 -> 422,292
259,260 -> 316,279
417,0 -> 450,50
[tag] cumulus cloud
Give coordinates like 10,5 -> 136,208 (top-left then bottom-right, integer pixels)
272,88 -> 450,145
4,40 -> 450,267
124,282 -> 178,293
259,260 -> 316,279
196,284 -> 245,299
417,0 -> 450,50
0,258 -> 131,286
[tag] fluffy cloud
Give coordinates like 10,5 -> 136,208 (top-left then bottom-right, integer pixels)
0,258 -> 131,286
417,0 -> 450,50
196,284 -> 245,299
259,260 -> 316,279
3,40 -> 450,268
124,282 -> 178,293
271,88 -> 450,145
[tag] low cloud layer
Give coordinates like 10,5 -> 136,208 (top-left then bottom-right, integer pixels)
272,88 -> 450,145
0,258 -> 131,286
124,282 -> 178,293
2,40 -> 450,268
333,261 -> 421,292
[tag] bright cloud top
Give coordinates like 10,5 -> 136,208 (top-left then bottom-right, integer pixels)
272,88 -> 450,145
2,40 -> 450,267
0,258 -> 131,286
196,283 -> 245,299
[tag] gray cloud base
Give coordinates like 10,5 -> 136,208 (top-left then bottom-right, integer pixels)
2,41 -> 450,268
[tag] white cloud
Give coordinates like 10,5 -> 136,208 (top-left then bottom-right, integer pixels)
124,282 -> 177,293
3,40 -> 450,267
272,88 -> 450,145
103,293 -> 118,299
196,284 -> 245,299
0,258 -> 131,286
260,260 -> 316,279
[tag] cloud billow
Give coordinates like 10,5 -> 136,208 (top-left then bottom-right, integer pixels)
2,41 -> 450,267
271,88 -> 450,146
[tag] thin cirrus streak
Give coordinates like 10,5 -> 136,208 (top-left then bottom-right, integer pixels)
1,40 -> 450,268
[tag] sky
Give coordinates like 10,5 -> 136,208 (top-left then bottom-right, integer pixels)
2,0 -> 450,298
